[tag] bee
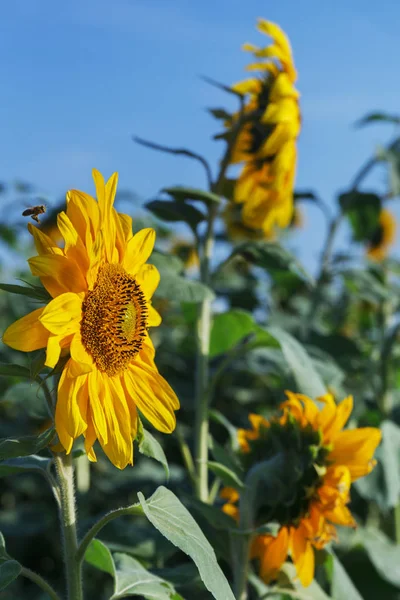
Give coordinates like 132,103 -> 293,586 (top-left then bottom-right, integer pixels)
22,204 -> 46,224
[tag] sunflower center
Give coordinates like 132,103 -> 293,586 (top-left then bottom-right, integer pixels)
81,264 -> 148,376
243,419 -> 330,527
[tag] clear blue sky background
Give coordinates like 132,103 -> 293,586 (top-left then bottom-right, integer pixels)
1,0 -> 400,270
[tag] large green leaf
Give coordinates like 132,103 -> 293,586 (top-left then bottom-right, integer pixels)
0,560 -> 21,592
146,199 -> 205,229
331,553 -> 363,600
137,421 -> 169,479
162,186 -> 221,205
0,428 -> 55,460
112,553 -> 179,599
339,191 -> 381,242
0,363 -> 39,381
85,539 -> 115,576
156,275 -> 213,303
207,461 -> 244,490
232,241 -> 313,285
267,326 -> 327,398
0,455 -> 50,478
138,486 -> 235,600
362,528 -> 400,588
210,310 -> 276,358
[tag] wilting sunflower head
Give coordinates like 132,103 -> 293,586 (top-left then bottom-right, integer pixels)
227,19 -> 301,236
3,169 -> 180,469
367,208 -> 396,262
221,392 -> 381,586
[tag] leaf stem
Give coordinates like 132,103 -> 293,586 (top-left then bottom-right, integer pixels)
76,505 -> 143,565
20,566 -> 62,600
54,453 -> 82,600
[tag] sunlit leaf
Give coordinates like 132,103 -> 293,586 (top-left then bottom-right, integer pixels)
85,539 -> 114,576
137,420 -> 169,478
138,486 -> 235,600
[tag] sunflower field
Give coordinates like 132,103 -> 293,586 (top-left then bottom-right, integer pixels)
1,14 -> 400,600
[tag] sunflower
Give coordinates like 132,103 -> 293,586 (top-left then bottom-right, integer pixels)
367,208 -> 396,262
221,392 -> 381,586
3,169 -> 180,469
227,19 -> 301,236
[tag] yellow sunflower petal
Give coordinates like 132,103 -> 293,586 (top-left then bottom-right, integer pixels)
66,189 -> 99,249
329,428 -> 382,474
136,264 -> 160,300
70,332 -> 94,375
29,254 -> 88,296
291,524 -> 315,587
39,292 -> 82,335
119,213 -> 133,241
84,407 -> 97,462
257,20 -> 293,61
99,376 -> 134,469
28,223 -> 63,256
3,307 -> 49,351
92,169 -> 118,263
256,527 -> 290,583
123,228 -> 156,276
57,211 -> 90,274
88,369 -> 108,445
45,334 -> 64,368
148,305 -> 162,327
55,361 -> 88,452
123,362 -> 179,433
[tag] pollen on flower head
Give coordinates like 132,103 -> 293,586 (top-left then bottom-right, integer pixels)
81,263 -> 148,376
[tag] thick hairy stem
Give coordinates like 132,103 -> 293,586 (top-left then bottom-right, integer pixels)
54,453 -> 82,600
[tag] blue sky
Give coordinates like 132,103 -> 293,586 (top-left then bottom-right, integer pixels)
1,0 -> 400,270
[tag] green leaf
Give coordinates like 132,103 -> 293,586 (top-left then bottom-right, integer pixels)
207,108 -> 232,121
233,241 -> 314,285
146,200 -> 205,229
339,191 -> 381,241
0,427 -> 55,460
0,532 -> 8,559
150,251 -> 184,275
355,111 -> 400,128
162,186 -> 221,205
156,275 -> 214,303
138,486 -> 235,600
362,528 -> 400,588
112,553 -> 178,599
210,310 -> 277,358
0,560 -> 21,592
85,539 -> 115,576
280,563 -> 331,600
207,461 -> 244,490
0,363 -> 39,381
209,410 -> 239,450
0,282 -> 51,302
267,326 -> 327,397
342,268 -> 389,304
0,455 -> 50,478
137,420 -> 169,478
331,553 -> 363,600
187,497 -> 236,530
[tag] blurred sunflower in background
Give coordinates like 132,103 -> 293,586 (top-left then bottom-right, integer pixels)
367,208 -> 396,261
227,19 -> 301,237
3,169 -> 180,469
221,392 -> 381,586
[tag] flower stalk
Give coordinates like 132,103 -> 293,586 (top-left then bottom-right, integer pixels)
54,453 -> 82,600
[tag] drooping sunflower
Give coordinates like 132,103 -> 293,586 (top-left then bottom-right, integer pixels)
221,392 -> 381,586
3,169 -> 180,469
367,208 -> 396,262
227,19 -> 301,236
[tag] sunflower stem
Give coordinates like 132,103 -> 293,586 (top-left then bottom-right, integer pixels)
54,453 -> 83,600
194,203 -> 217,502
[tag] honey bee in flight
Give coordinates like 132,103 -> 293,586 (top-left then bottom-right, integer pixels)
22,204 -> 46,224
